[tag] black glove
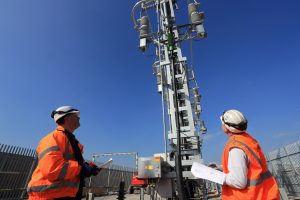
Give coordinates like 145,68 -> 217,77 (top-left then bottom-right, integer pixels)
88,162 -> 101,175
81,163 -> 93,177
81,162 -> 100,177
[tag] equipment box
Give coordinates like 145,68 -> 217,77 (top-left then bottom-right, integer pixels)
138,156 -> 163,179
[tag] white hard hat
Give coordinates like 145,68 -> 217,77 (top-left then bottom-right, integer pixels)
51,106 -> 80,122
220,109 -> 247,133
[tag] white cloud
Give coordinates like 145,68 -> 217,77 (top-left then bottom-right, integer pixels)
273,131 -> 299,138
202,131 -> 223,141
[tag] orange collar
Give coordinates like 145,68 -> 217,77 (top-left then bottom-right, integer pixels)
56,126 -> 65,132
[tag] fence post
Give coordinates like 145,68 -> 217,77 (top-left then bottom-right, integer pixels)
107,165 -> 111,194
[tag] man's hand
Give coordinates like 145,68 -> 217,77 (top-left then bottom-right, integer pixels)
87,162 -> 101,175
208,162 -> 223,172
81,162 -> 101,177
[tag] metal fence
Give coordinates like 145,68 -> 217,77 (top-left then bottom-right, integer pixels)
3,140 -> 300,199
86,164 -> 134,194
266,140 -> 300,198
0,143 -> 134,199
0,143 -> 37,199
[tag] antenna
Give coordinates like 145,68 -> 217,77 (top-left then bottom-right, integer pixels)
131,0 -> 207,198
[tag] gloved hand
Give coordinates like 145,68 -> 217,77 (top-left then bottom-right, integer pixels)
87,162 -> 101,175
81,163 -> 100,177
81,163 -> 94,177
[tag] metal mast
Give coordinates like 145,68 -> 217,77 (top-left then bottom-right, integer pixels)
132,0 -> 207,198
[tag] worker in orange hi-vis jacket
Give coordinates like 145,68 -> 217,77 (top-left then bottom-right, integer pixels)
27,106 -> 100,200
220,109 -> 280,200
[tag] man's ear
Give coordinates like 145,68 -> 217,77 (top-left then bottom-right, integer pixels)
222,124 -> 230,134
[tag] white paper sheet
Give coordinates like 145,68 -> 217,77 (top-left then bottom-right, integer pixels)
99,158 -> 113,168
191,162 -> 225,185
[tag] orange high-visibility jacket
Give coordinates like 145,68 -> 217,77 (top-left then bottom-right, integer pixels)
222,132 -> 279,200
27,126 -> 83,199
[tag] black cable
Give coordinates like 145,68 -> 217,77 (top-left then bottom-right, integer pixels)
170,49 -> 186,200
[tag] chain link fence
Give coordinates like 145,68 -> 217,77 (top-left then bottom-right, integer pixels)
86,165 -> 134,195
266,140 -> 300,199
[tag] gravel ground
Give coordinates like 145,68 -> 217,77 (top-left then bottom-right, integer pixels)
89,194 -> 150,200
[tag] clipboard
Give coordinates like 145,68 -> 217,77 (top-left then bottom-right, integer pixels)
191,161 -> 225,185
99,158 -> 113,168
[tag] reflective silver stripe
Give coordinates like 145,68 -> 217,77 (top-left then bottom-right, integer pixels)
27,181 -> 79,192
233,139 -> 263,167
247,170 -> 273,187
63,141 -> 75,160
39,146 -> 60,160
57,162 -> 69,180
65,141 -> 69,157
64,153 -> 75,160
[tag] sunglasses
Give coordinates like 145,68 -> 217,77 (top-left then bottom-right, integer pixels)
221,111 -> 247,130
51,109 -> 79,118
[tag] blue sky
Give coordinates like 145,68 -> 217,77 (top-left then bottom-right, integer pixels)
0,0 -> 299,166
